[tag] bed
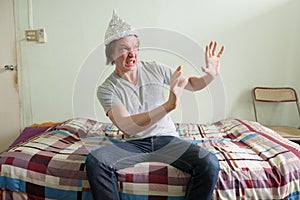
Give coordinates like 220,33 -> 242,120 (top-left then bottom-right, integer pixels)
0,118 -> 299,200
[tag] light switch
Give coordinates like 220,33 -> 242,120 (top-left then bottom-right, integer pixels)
38,28 -> 47,43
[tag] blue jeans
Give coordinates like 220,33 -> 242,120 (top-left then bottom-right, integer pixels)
85,136 -> 220,200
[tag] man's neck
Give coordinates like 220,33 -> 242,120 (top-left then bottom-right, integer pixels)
114,68 -> 138,85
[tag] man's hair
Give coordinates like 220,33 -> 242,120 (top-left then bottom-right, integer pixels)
105,41 -> 116,65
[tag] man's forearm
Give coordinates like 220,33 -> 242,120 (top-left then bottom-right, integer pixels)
186,75 -> 215,91
110,101 -> 174,136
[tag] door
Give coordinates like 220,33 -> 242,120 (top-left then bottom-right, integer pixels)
0,0 -> 21,152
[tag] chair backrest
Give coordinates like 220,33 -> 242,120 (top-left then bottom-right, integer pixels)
252,87 -> 300,122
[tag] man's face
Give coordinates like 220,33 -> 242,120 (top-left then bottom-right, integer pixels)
113,35 -> 139,72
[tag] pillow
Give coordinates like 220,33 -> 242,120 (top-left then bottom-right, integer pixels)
10,126 -> 51,147
55,118 -> 125,140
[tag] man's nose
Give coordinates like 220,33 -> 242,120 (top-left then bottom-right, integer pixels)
128,50 -> 134,57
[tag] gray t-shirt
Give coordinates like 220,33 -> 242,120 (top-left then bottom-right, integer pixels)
97,61 -> 178,139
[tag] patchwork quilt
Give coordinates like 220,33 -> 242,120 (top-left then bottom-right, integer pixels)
0,118 -> 299,200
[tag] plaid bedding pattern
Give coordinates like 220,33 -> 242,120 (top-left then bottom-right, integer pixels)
0,118 -> 300,200
118,162 -> 190,199
198,119 -> 300,200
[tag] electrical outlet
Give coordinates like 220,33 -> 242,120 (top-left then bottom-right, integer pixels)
25,30 -> 38,41
25,28 -> 47,43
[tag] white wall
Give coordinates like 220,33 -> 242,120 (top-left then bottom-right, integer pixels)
16,0 -> 300,127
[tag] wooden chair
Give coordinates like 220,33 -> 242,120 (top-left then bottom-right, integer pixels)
252,87 -> 300,141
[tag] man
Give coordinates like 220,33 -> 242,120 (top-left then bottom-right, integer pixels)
86,11 -> 224,200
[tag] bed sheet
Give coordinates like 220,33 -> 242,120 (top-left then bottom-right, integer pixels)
0,118 -> 299,200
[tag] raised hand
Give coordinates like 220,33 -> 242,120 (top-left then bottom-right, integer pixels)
166,66 -> 188,111
201,41 -> 225,78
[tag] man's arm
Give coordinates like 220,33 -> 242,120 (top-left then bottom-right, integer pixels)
107,66 -> 188,136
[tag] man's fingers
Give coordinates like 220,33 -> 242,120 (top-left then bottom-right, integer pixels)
171,66 -> 188,89
208,42 -> 213,57
209,41 -> 213,49
217,45 -> 225,58
172,69 -> 180,80
212,41 -> 217,56
206,45 -> 209,58
206,41 -> 225,58
176,65 -> 182,72
171,67 -> 181,86
173,65 -> 183,79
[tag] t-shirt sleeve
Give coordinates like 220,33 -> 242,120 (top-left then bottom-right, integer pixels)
97,84 -> 121,116
154,61 -> 174,85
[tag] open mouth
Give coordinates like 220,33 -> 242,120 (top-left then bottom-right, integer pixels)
126,59 -> 136,67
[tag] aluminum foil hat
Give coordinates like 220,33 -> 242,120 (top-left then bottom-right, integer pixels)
104,10 -> 138,45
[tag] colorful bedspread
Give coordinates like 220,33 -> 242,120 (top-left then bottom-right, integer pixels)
0,118 -> 299,200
